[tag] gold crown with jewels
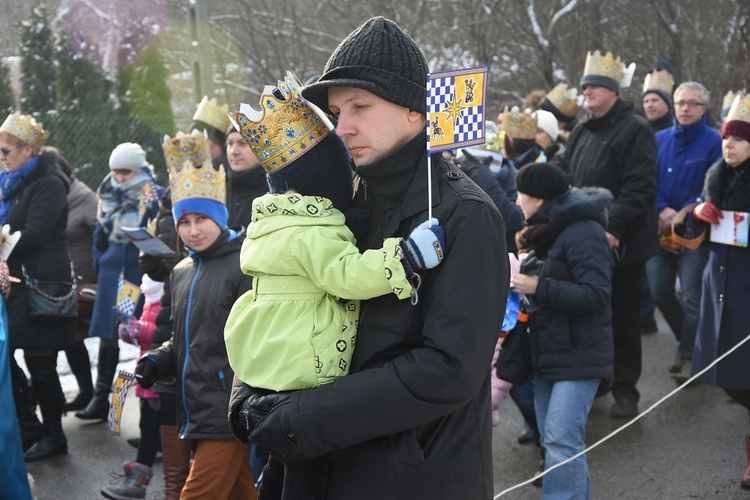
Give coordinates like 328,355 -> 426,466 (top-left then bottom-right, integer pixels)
163,131 -> 226,206
192,96 -> 230,134
583,50 -> 635,88
501,106 -> 536,140
722,91 -> 743,119
642,72 -> 674,96
229,71 -> 331,174
0,112 -> 47,151
544,83 -> 583,118
726,94 -> 750,124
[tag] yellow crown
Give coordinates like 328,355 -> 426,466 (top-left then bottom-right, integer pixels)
726,94 -> 750,124
165,132 -> 226,207
545,83 -> 582,118
0,112 -> 47,151
162,130 -> 213,172
192,96 -> 230,134
722,91 -> 744,118
642,72 -> 674,96
583,50 -> 635,88
502,107 -> 536,140
229,71 -> 331,174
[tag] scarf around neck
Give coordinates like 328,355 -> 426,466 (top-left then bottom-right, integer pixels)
0,155 -> 40,225
97,167 -> 154,243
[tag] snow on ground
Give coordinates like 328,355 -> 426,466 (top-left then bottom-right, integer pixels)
14,338 -> 141,397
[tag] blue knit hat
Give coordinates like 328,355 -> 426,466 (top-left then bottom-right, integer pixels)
173,198 -> 228,230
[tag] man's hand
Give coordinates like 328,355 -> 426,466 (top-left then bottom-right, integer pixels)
605,232 -> 620,249
510,273 -> 539,295
241,391 -> 303,464
658,207 -> 678,235
693,202 -> 722,225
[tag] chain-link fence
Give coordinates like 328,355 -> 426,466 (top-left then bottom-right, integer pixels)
41,113 -> 174,190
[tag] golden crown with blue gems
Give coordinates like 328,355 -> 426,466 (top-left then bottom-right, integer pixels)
0,112 -> 47,151
229,71 -> 331,174
162,131 -> 226,206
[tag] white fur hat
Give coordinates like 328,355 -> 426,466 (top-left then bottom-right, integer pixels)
140,275 -> 164,304
109,142 -> 147,171
535,110 -> 559,143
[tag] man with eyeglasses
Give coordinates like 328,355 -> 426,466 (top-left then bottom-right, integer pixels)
646,82 -> 722,384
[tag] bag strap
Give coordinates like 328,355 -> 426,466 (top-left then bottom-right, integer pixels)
22,263 -> 76,300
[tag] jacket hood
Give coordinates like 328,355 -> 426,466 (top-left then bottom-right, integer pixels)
28,150 -> 71,194
247,193 -> 346,240
542,186 -> 613,230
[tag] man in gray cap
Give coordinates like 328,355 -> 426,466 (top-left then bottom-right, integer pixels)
557,51 -> 658,419
229,16 -> 508,499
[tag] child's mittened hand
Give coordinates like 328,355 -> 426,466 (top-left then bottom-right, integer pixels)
403,218 -> 446,270
118,320 -> 142,345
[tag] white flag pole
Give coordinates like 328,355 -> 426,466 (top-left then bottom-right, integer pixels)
426,75 -> 433,226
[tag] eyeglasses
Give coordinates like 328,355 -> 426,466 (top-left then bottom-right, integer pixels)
674,101 -> 706,108
0,146 -> 20,157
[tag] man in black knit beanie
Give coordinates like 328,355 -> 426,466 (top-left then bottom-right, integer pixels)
230,17 -> 509,499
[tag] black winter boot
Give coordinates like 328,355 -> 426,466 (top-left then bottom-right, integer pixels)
76,341 -> 119,420
24,354 -> 67,461
24,423 -> 68,462
11,355 -> 43,452
63,340 -> 94,412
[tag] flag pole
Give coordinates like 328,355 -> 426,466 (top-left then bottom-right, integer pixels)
426,75 -> 433,226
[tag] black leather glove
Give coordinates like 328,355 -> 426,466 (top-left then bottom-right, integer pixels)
228,376 -> 256,444
138,253 -> 164,278
134,357 -> 158,389
242,391 -> 302,464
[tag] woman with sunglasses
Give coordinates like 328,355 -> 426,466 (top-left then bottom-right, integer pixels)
0,112 -> 74,461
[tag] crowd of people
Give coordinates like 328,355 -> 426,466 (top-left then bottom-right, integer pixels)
0,14 -> 749,500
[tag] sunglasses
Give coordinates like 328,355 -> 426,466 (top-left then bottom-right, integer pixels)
0,146 -> 20,157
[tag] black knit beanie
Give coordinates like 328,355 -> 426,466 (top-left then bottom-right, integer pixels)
301,16 -> 428,115
651,55 -> 675,76
267,132 -> 354,213
581,74 -> 620,94
516,162 -> 570,201
643,89 -> 673,108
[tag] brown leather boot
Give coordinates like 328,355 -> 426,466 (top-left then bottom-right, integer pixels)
742,435 -> 750,488
160,425 -> 191,500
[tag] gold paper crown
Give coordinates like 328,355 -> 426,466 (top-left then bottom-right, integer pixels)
0,112 -> 47,150
164,131 -> 226,206
726,94 -> 750,124
642,72 -> 674,96
229,71 -> 331,174
192,96 -> 230,134
501,106 -> 536,139
582,51 -> 636,88
722,91 -> 742,116
545,83 -> 582,118
162,130 -> 213,172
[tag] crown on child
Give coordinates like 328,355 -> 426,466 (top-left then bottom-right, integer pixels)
726,94 -> 750,124
545,83 -> 583,118
583,50 -> 636,88
0,112 -> 47,150
192,96 -> 230,133
229,71 -> 331,174
642,72 -> 674,96
163,131 -> 226,206
502,107 -> 536,140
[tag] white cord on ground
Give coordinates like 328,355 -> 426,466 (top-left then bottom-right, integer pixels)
494,332 -> 750,498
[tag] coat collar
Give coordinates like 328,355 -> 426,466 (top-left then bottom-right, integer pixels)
354,132 -> 441,237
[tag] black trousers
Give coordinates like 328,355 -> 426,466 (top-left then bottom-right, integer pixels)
611,262 -> 644,403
